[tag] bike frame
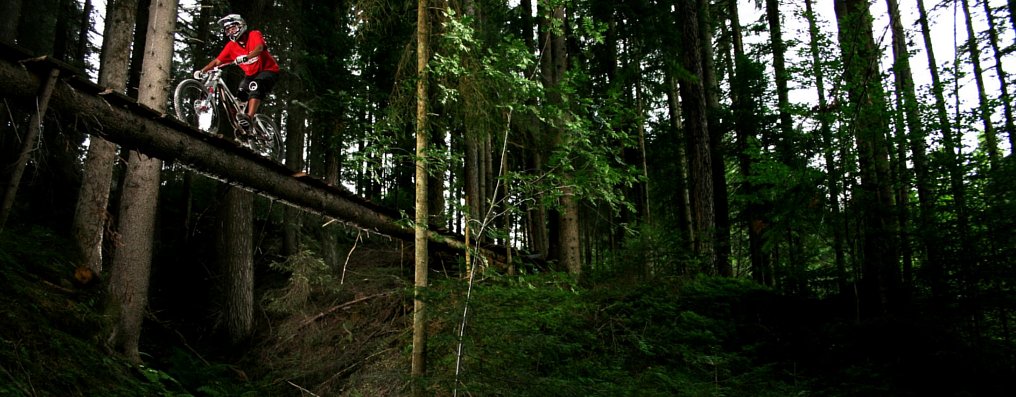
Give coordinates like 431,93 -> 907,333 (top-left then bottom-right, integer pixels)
176,62 -> 282,161
199,65 -> 248,132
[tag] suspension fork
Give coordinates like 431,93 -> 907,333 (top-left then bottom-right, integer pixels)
216,81 -> 250,136
217,86 -> 239,122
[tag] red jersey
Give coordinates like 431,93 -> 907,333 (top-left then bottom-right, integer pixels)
216,30 -> 280,76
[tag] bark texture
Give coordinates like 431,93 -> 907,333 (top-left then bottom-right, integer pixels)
72,0 -> 138,275
412,0 -> 430,390
217,186 -> 254,344
676,0 -> 715,268
107,0 -> 177,364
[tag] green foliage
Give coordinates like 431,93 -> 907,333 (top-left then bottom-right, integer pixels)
136,365 -> 194,396
156,348 -> 263,397
425,273 -> 801,396
264,250 -> 338,314
584,222 -> 696,282
430,4 -> 639,226
496,70 -> 642,216
431,6 -> 543,131
546,78 -> 641,211
425,269 -> 1016,396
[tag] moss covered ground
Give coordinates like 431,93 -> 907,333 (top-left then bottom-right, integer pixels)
2,225 -> 1014,396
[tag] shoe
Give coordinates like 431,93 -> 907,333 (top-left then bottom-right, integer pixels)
236,113 -> 251,130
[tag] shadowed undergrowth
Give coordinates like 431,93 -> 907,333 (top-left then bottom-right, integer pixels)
2,226 -> 1014,396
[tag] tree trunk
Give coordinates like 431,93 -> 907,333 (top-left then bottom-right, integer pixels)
217,185 -> 254,345
74,0 -> 93,64
677,0 -> 715,269
0,0 -> 22,44
527,151 -> 550,257
412,0 -> 430,392
17,0 -> 58,55
559,183 -> 582,276
766,0 -> 795,158
960,0 -> 1000,166
428,129 -> 446,231
465,128 -> 482,230
524,2 -> 550,259
554,6 -> 581,277
916,0 -> 963,304
980,0 -> 1016,153
766,0 -> 807,290
887,0 -> 937,305
730,0 -> 772,285
519,0 -> 534,50
283,86 -> 306,257
635,66 -> 651,226
1009,0 -> 1016,41
538,2 -> 580,276
889,91 -> 913,297
702,0 -> 730,277
665,73 -> 693,254
126,0 -> 150,100
52,0 -> 70,61
321,120 -> 343,271
107,0 -> 177,364
805,0 -> 847,295
0,69 -> 59,231
525,1 -> 548,259
72,0 -> 138,275
280,0 -> 305,257
216,0 -> 263,338
515,0 -> 541,257
834,0 -> 901,316
179,0 -> 211,247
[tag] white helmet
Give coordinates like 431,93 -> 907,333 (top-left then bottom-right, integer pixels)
217,14 -> 247,42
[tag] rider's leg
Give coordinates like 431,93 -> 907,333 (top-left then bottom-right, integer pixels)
247,98 -> 261,118
245,71 -> 278,119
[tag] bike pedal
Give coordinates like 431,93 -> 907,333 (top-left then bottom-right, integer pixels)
236,113 -> 252,129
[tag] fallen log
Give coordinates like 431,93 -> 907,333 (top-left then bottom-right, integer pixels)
0,43 -> 477,256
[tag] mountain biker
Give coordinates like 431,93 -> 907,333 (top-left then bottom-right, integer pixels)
194,14 -> 280,131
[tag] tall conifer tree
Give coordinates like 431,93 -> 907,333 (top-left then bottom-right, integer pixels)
107,0 -> 178,363
834,0 -> 901,315
72,0 -> 138,275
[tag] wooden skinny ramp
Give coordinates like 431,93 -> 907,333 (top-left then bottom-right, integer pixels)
0,43 -> 472,254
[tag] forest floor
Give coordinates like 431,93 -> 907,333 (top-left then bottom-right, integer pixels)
2,225 -> 1015,396
0,225 -> 414,396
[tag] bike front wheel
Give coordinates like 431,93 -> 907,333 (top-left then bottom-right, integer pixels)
248,114 -> 283,162
173,79 -> 219,134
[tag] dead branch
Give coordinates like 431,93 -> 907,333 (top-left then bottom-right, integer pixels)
299,292 -> 394,329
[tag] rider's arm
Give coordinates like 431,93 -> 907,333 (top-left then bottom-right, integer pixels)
244,43 -> 266,60
243,31 -> 268,60
199,58 -> 223,73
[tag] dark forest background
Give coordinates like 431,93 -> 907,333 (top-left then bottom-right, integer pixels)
2,0 -> 1016,395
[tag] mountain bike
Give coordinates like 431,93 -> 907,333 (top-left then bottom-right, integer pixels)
173,63 -> 283,161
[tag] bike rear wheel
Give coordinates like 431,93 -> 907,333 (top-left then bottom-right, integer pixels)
173,79 -> 219,134
248,114 -> 283,161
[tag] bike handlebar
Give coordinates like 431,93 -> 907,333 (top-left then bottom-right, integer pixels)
217,58 -> 243,69
199,58 -> 242,79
